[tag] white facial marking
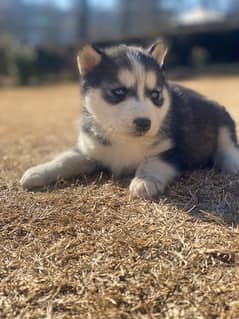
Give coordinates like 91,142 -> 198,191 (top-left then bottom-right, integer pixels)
83,85 -> 170,141
145,71 -> 157,90
118,69 -> 136,88
216,126 -> 239,174
127,52 -> 145,98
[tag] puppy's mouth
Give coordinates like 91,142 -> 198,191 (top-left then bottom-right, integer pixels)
131,130 -> 148,137
129,127 -> 153,138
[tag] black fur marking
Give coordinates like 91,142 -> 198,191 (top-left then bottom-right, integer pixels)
80,46 -> 165,95
159,82 -> 237,171
81,47 -> 132,93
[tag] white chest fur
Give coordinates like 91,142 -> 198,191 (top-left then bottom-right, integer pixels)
78,131 -> 172,176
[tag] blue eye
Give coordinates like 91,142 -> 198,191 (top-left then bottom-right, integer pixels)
151,89 -> 160,100
150,89 -> 164,107
104,87 -> 128,105
111,87 -> 128,97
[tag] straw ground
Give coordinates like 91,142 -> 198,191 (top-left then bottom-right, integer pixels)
1,76 -> 239,318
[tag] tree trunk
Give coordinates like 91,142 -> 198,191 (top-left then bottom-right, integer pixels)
75,0 -> 89,44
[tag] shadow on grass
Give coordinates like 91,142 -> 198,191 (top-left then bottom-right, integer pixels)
160,169 -> 239,226
30,169 -> 239,226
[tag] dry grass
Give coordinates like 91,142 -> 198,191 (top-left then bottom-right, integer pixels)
1,77 -> 239,319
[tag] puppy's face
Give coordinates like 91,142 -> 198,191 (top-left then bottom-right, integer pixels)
78,41 -> 170,141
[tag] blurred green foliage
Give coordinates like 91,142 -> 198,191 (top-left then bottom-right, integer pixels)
0,35 -> 76,86
0,36 -> 36,85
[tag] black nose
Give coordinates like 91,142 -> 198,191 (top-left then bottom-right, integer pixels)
133,118 -> 151,133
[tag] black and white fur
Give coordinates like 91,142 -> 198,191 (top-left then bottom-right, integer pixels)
20,41 -> 239,199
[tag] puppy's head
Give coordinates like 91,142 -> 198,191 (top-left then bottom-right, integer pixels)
77,40 -> 170,140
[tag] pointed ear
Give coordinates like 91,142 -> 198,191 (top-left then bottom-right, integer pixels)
148,40 -> 168,67
77,44 -> 102,75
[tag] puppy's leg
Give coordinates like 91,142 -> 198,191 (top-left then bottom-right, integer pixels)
215,126 -> 239,174
20,148 -> 96,190
129,157 -> 179,199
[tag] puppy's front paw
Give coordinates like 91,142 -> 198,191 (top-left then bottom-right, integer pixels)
129,177 -> 164,199
20,165 -> 49,190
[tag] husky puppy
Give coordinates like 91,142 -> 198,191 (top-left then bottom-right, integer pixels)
20,41 -> 239,199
